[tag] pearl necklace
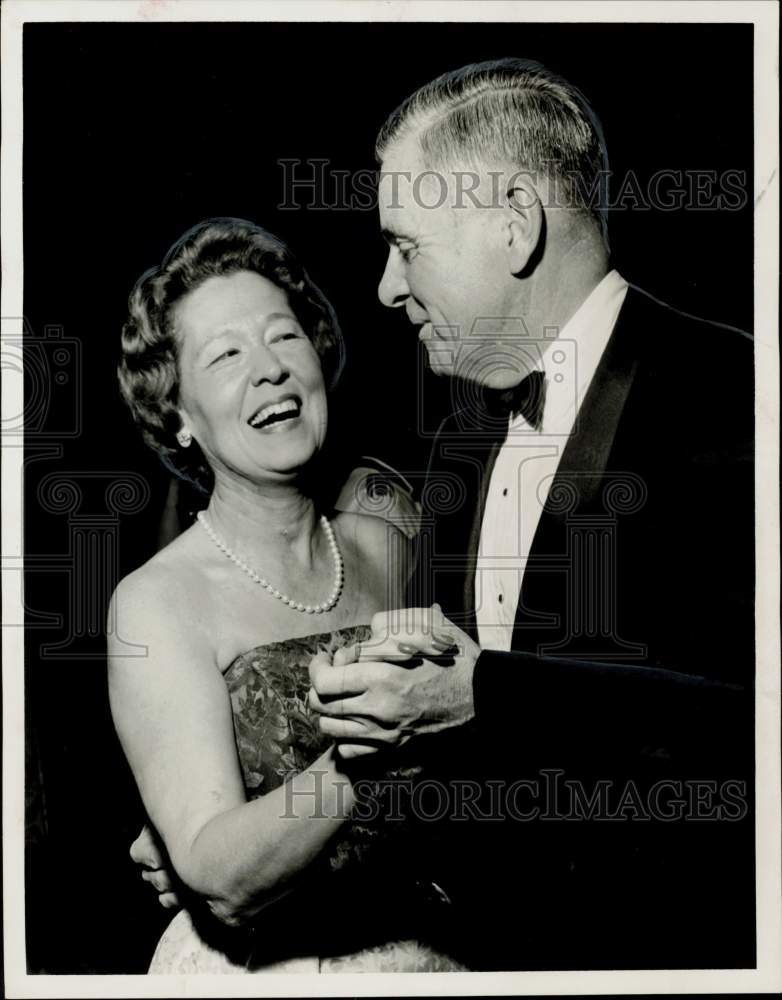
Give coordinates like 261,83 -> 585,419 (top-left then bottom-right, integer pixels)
196,510 -> 344,614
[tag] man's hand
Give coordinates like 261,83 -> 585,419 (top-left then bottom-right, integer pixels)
130,824 -> 181,910
308,605 -> 479,759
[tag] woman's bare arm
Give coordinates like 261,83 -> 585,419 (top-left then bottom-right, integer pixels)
107,565 -> 355,926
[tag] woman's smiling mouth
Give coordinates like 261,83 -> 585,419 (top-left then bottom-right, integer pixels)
247,394 -> 302,430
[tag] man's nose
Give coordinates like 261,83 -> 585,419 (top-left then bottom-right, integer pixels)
378,248 -> 410,309
250,343 -> 286,386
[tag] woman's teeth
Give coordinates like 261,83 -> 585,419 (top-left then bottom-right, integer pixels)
248,398 -> 300,429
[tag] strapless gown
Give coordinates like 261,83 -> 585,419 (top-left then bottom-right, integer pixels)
149,625 -> 466,974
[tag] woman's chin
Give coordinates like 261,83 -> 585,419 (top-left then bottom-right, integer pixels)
208,428 -> 326,490
254,442 -> 323,482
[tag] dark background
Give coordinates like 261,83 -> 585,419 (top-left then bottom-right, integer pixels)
23,21 -> 753,973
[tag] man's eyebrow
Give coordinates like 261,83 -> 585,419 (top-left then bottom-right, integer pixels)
381,227 -> 414,245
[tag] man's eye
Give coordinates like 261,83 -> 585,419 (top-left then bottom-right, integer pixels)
398,243 -> 418,262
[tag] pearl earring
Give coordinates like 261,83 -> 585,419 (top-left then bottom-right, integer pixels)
177,428 -> 192,448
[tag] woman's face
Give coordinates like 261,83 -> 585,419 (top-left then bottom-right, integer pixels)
175,270 -> 328,485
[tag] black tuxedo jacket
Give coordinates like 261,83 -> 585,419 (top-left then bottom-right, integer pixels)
407,286 -> 755,969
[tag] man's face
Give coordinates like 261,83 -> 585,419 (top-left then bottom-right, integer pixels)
377,136 -> 534,389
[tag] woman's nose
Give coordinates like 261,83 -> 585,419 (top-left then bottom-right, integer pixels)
249,344 -> 286,386
378,248 -> 410,309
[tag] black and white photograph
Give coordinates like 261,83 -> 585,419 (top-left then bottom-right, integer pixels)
2,1 -> 780,995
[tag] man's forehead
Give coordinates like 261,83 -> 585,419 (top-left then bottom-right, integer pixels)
378,134 -> 426,207
378,136 -> 510,224
379,131 -> 423,171
377,171 -> 418,231
377,159 -> 454,230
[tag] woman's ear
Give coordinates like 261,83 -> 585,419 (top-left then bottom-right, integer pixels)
504,177 -> 543,274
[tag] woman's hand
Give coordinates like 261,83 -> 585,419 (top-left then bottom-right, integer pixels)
130,824 -> 181,910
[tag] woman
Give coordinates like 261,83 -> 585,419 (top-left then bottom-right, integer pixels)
109,218 -> 462,973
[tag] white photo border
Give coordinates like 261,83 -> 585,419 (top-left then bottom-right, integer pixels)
2,1 -> 779,996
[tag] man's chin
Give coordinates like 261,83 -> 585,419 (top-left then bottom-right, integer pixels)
451,366 -> 532,390
422,346 -> 456,378
427,361 -> 454,378
424,361 -> 530,387
422,345 -> 532,387
481,371 -> 533,390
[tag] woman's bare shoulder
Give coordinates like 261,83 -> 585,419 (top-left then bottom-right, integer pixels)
108,526 -> 209,643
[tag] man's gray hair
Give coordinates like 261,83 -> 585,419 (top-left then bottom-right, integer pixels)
375,58 -> 609,241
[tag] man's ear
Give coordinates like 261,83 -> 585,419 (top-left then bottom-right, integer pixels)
504,177 -> 543,275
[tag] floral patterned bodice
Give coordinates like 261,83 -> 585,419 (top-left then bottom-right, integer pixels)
225,626 -> 366,795
150,625 -> 465,972
224,625 -> 382,874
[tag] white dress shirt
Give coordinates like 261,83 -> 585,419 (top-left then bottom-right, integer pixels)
474,270 -> 629,651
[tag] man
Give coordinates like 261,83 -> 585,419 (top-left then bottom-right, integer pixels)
308,58 -> 754,968
135,59 -> 754,969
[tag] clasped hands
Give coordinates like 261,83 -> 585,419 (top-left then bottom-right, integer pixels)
308,605 -> 479,759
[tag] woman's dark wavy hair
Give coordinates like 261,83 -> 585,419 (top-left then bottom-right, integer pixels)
119,218 -> 344,493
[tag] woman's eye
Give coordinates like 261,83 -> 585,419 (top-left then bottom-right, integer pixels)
209,348 -> 239,365
271,330 -> 301,343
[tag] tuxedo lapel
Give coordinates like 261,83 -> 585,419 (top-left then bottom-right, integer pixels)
552,287 -> 642,503
512,288 -> 644,653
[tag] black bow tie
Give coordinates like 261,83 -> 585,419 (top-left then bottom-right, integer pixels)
487,369 -> 547,430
